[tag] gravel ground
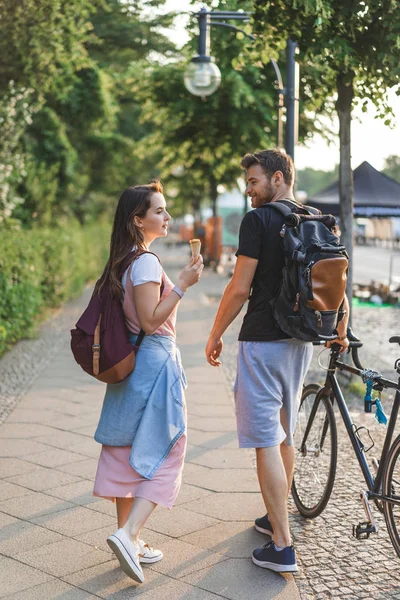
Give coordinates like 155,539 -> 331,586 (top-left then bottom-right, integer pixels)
222,304 -> 400,600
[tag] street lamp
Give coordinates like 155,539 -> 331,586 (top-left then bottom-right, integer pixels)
183,9 -> 221,96
183,7 -> 299,161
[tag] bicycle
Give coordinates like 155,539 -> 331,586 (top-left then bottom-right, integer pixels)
292,328 -> 400,557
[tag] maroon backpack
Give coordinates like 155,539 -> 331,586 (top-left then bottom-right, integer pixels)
70,250 -> 161,384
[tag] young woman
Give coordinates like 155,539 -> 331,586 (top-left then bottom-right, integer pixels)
92,182 -> 203,583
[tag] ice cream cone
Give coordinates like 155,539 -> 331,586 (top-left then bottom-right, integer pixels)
189,238 -> 201,260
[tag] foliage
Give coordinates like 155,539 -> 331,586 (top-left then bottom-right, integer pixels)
382,155 -> 400,183
0,220 -> 110,357
297,165 -> 338,197
252,0 -> 400,120
0,0 -> 97,99
0,82 -> 37,224
0,0 -> 175,228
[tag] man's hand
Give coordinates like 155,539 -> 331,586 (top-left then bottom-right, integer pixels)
326,336 -> 349,353
206,336 -> 223,367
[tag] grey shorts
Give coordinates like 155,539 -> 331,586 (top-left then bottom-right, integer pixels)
234,339 -> 313,448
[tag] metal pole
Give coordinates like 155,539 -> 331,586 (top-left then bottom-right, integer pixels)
270,59 -> 284,149
284,39 -> 298,162
198,8 -> 210,57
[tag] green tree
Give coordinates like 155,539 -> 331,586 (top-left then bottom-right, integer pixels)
0,0 -> 176,226
0,0 -> 96,99
297,165 -> 338,197
382,155 -> 400,183
252,0 -> 400,299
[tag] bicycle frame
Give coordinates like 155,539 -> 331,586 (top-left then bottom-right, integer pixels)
321,346 -> 400,506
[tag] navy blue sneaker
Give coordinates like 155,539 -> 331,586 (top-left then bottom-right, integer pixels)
252,541 -> 298,573
254,514 -> 273,536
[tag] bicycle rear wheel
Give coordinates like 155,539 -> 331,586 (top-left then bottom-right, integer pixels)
292,384 -> 338,518
383,434 -> 400,558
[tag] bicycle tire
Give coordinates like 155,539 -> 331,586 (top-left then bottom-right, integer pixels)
292,383 -> 338,518
383,433 -> 400,558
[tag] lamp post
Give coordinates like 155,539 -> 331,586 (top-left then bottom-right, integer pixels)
183,7 -> 299,161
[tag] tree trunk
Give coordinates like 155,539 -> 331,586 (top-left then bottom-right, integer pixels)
210,176 -> 218,219
209,175 -> 219,265
336,73 -> 354,319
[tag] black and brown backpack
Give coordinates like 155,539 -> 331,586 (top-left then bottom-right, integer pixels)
267,201 -> 348,341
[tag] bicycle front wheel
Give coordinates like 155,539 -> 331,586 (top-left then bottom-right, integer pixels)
292,384 -> 338,518
383,434 -> 400,558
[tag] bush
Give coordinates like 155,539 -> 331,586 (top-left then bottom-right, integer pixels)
0,220 -> 110,356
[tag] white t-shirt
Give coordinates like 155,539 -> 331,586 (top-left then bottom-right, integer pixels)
121,253 -> 162,290
121,252 -> 177,338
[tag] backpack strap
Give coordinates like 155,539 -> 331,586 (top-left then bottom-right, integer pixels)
274,199 -> 319,215
123,250 -> 165,350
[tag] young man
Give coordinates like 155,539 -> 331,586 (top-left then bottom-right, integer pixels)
205,149 -> 349,573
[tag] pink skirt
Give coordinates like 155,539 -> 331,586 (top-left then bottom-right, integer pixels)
93,434 -> 186,510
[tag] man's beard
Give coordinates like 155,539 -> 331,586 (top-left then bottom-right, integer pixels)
259,183 -> 274,204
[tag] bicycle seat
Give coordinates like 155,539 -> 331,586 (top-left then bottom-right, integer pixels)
389,336 -> 400,345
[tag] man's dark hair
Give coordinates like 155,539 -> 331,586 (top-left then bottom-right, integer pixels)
240,149 -> 294,186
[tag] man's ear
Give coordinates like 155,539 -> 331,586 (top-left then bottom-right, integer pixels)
273,170 -> 284,185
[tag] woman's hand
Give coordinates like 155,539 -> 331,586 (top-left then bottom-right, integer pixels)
177,255 -> 204,291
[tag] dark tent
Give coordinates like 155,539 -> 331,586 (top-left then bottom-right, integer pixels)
307,161 -> 400,217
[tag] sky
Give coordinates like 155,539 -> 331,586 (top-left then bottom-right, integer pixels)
159,0 -> 400,172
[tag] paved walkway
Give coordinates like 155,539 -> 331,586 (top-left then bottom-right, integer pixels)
0,244 -> 299,600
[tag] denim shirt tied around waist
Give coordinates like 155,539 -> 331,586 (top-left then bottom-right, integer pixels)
94,333 -> 187,479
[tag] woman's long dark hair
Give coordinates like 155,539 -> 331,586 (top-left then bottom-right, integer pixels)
95,181 -> 163,300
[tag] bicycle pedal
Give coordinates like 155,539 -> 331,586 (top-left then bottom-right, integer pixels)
352,521 -> 377,539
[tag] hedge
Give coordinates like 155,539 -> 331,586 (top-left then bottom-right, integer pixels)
0,220 -> 110,357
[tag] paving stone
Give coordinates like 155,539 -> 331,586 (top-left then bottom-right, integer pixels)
174,483 -> 215,506
45,479 -> 99,505
6,465 -> 81,491
187,492 -> 265,521
31,504 -> 115,536
183,557 -> 300,600
0,481 -> 32,501
0,438 -> 52,458
0,457 -> 41,479
180,520 -> 267,558
86,498 -> 116,517
56,457 -> 99,479
62,559 -> 171,598
0,518 -> 63,556
146,505 -> 220,537
0,423 -> 63,438
186,447 -> 255,469
0,510 -> 17,527
121,580 -> 225,599
187,403 -> 236,417
183,463 -> 259,492
186,429 -> 239,449
16,536 -> 110,577
22,447 -> 88,468
188,416 -> 237,433
36,432 -> 100,458
0,555 -> 53,597
0,490 -> 73,519
147,538 -> 227,578
3,580 -> 99,599
4,407 -> 61,424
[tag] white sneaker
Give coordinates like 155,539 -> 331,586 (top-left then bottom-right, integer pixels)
107,528 -> 144,583
138,539 -> 163,564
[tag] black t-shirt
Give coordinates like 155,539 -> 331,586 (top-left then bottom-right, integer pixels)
236,200 -> 299,341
